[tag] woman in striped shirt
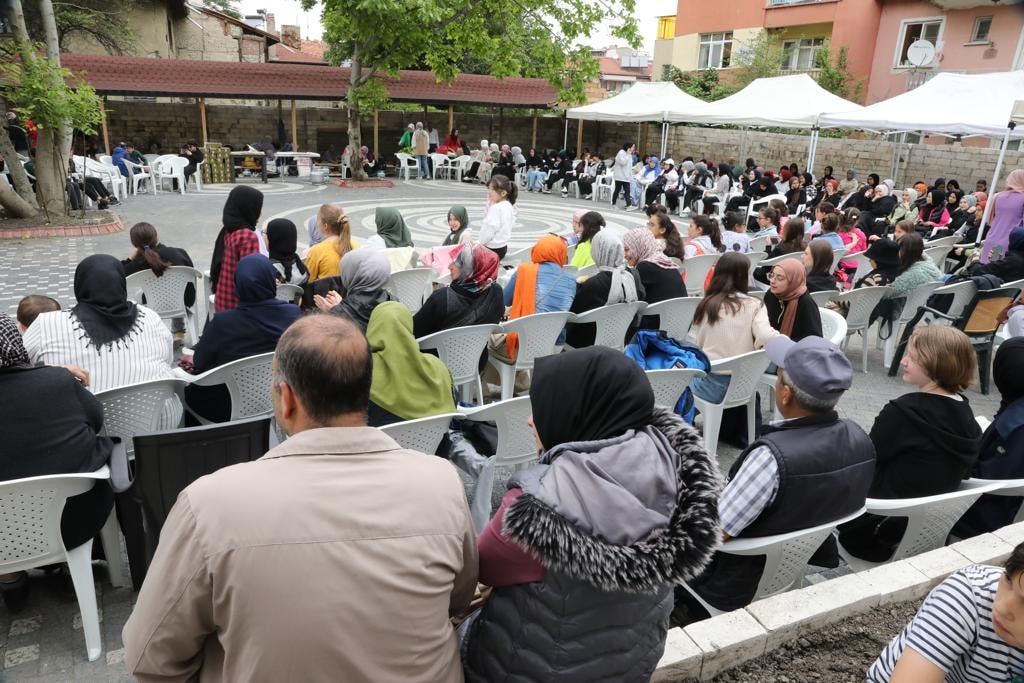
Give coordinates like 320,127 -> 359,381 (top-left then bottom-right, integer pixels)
868,542 -> 1024,682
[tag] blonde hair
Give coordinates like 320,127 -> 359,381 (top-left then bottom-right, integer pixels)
318,204 -> 354,259
908,326 -> 976,393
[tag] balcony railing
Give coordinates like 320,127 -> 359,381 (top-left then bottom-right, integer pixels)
779,67 -> 822,76
767,0 -> 829,6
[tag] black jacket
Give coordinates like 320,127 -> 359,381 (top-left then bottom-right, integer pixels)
564,270 -> 645,348
763,291 -> 822,341
961,249 -> 1024,284
121,244 -> 194,276
413,284 -> 504,371
806,271 -> 838,294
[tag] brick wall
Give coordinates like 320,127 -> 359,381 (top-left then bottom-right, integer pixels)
102,100 -> 1022,186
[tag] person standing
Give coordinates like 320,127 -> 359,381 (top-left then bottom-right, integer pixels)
611,142 -> 636,210
398,123 -> 414,149
124,314 -> 477,682
210,186 -> 264,312
478,175 -> 516,260
412,122 -> 430,180
981,169 -> 1024,263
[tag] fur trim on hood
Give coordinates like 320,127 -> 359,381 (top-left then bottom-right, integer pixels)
502,406 -> 722,593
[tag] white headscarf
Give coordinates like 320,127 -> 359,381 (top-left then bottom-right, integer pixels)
591,230 -> 638,305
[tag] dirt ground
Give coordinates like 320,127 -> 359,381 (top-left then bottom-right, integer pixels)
0,209 -> 115,229
685,599 -> 922,682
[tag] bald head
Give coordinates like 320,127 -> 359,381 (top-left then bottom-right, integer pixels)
274,314 -> 372,426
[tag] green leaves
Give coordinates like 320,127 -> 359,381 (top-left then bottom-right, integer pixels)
0,46 -> 103,134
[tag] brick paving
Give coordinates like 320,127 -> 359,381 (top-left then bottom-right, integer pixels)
0,178 -> 1006,680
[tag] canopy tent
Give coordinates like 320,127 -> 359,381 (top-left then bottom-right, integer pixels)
820,72 -> 1024,244
667,74 -> 862,170
566,81 -> 708,157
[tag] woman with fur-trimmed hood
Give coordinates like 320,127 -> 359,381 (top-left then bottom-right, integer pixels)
461,346 -> 721,682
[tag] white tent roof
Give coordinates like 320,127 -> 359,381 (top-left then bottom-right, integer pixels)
566,81 -> 708,123
819,71 -> 1024,138
668,73 -> 862,128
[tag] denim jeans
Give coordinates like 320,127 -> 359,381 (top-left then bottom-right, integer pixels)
416,154 -> 430,179
526,169 -> 546,190
690,373 -> 730,403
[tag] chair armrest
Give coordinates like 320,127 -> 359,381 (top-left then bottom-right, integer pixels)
80,465 -> 112,480
916,306 -> 957,323
172,367 -> 197,383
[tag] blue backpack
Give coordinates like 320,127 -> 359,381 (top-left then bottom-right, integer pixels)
625,330 -> 711,424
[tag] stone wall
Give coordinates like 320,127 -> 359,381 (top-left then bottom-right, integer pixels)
102,100 -> 1023,187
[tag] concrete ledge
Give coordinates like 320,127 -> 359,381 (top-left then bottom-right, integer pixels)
0,212 -> 123,239
654,525 -> 1024,681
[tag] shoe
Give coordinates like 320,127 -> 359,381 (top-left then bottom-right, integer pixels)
624,205 -> 638,212
108,197 -> 120,206
560,191 -> 568,197
542,188 -> 551,194
0,573 -> 29,614
98,198 -> 109,210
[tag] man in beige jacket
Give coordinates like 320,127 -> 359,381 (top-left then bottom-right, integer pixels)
123,315 -> 478,682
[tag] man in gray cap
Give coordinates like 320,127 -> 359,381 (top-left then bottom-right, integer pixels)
674,335 -> 876,623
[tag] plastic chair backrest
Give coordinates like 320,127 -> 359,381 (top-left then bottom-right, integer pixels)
144,153 -> 160,164
713,349 -> 770,407
897,281 -> 943,325
931,280 -> 977,323
275,283 -> 303,303
460,397 -> 537,468
724,506 -> 866,600
385,268 -> 434,312
576,264 -> 599,279
501,246 -> 534,266
847,253 -> 873,284
745,251 -> 767,269
970,478 -> 1024,524
417,324 -> 500,386
499,311 -> 572,371
95,379 -> 184,453
189,352 -> 275,420
809,290 -> 837,307
380,413 -> 459,454
569,301 -> 646,350
925,235 -> 958,249
923,245 -> 949,270
866,480 -> 999,562
829,248 -> 849,274
131,418 -> 270,562
167,157 -> 189,173
0,472 -> 102,571
680,254 -> 719,295
642,296 -> 702,340
645,368 -> 706,409
127,266 -> 202,318
760,251 -> 803,268
819,307 -> 848,345
837,286 -> 893,332
748,236 -> 769,253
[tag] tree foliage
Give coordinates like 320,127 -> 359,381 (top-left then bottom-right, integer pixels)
667,66 -> 737,101
732,30 -> 786,88
200,0 -> 241,20
22,0 -> 134,54
815,44 -> 862,102
0,52 -> 103,137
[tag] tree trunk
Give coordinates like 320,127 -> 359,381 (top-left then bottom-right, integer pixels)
34,0 -> 74,218
347,55 -> 366,181
38,0 -> 62,61
0,101 -> 39,209
0,177 -> 39,218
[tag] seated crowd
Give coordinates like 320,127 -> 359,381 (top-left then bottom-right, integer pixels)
1,155 -> 1023,683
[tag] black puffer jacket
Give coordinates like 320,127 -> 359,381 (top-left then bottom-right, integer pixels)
462,406 -> 721,682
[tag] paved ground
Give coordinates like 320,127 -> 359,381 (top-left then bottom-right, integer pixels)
0,177 -> 1005,680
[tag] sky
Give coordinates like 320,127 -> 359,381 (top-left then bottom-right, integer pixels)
234,0 -> 676,54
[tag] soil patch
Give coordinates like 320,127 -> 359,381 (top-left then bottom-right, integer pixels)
0,210 -> 123,239
683,599 -> 921,682
332,179 -> 394,189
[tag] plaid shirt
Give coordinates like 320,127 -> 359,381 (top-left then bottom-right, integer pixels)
214,229 -> 261,312
719,446 -> 782,537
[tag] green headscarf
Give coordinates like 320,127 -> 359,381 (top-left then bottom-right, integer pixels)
366,301 -> 455,420
442,205 -> 470,246
375,207 -> 413,248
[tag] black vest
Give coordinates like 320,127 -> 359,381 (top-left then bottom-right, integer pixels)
689,413 -> 875,611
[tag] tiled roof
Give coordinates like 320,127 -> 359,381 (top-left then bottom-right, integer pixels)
598,56 -> 652,78
195,5 -> 281,45
271,40 -> 327,64
61,54 -> 559,106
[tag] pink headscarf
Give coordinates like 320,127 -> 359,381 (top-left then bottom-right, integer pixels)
624,227 -> 677,270
1006,169 -> 1024,193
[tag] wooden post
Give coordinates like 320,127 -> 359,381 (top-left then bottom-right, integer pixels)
277,99 -> 282,122
198,97 -> 208,146
373,109 -> 379,157
447,104 -> 454,133
422,103 -> 428,124
498,107 -> 504,145
531,108 -> 538,150
576,118 -> 583,156
641,122 -> 649,155
100,97 -> 110,155
290,99 -> 298,151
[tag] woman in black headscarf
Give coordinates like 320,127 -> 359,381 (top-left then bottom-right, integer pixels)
266,218 -> 308,286
184,254 -> 301,423
463,346 -> 721,682
0,313 -> 114,612
917,188 -> 951,236
953,338 -> 1024,537
210,185 -> 264,311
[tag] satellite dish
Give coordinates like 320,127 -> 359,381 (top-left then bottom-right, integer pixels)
906,40 -> 936,67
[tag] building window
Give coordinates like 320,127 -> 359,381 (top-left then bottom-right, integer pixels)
896,19 -> 942,67
698,32 -> 733,69
970,16 -> 992,43
782,37 -> 825,70
657,16 -> 676,41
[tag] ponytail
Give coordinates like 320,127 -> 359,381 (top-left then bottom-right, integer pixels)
129,222 -> 172,276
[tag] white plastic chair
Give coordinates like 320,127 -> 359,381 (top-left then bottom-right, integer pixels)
968,478 -> 1024,524
385,268 -> 434,313
429,153 -> 451,180
488,311 -> 571,401
759,251 -> 803,269
0,467 -> 116,660
275,283 -> 303,304
418,324 -> 501,404
819,307 -> 848,346
746,193 -> 786,224
680,254 -> 720,297
744,251 -> 767,270
122,158 -> 154,195
748,235 -> 770,253
829,247 -> 849,275
395,153 -> 418,180
882,281 -> 943,368
642,296 -> 702,340
567,301 -> 646,351
924,245 -> 950,271
836,285 -> 893,373
682,507 -> 867,616
645,368 -> 706,409
847,252 -> 873,285
926,280 -> 977,326
692,349 -> 770,455
838,480 -> 1000,570
176,352 -> 275,424
500,245 -> 534,268
163,157 -> 189,194
95,378 -> 185,455
575,263 -> 599,280
126,266 -> 205,345
460,396 -> 537,469
81,156 -> 127,200
380,412 -> 460,454
593,173 -> 614,203
148,154 -> 176,193
809,289 -> 838,307
449,155 -> 473,182
143,153 -> 160,164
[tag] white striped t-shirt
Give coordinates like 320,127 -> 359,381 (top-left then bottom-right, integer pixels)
867,565 -> 1024,683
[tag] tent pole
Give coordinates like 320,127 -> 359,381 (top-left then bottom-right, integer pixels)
805,126 -> 818,174
739,127 -> 748,165
660,122 -> 668,159
978,122 -> 1016,245
563,115 -> 568,151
